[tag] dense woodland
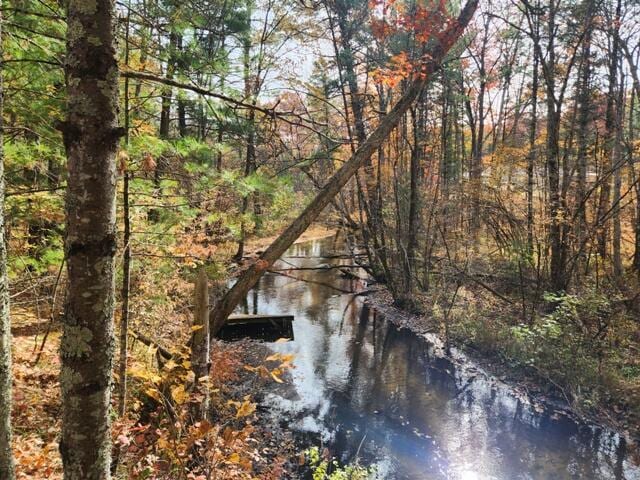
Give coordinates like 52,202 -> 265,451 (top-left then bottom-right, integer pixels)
0,0 -> 640,478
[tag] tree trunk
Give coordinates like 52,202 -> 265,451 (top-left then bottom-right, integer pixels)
118,171 -> 131,417
210,0 -> 479,334
470,17 -> 489,234
526,19 -> 539,254
159,32 -> 178,139
406,103 -> 423,288
597,0 -> 622,261
191,268 -> 209,422
234,21 -> 256,262
0,8 -> 16,478
176,35 -> 187,137
59,1 -> 121,478
575,0 -> 593,268
118,3 -> 132,419
612,71 -> 625,277
327,0 -> 383,282
620,43 -> 640,271
544,0 -> 566,291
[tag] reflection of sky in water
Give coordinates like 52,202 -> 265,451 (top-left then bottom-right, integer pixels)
235,236 -> 640,480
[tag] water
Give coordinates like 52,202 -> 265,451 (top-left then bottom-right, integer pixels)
238,235 -> 640,479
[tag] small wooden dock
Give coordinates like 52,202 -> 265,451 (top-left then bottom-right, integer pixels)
216,313 -> 294,342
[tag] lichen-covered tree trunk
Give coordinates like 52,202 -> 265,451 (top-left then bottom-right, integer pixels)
0,8 -> 16,479
59,1 -> 121,478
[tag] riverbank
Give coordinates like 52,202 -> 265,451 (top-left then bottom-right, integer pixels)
9,313 -> 301,479
234,232 -> 640,478
7,226 -> 339,479
364,285 -> 640,445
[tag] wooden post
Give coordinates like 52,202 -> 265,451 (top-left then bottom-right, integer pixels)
191,268 -> 210,421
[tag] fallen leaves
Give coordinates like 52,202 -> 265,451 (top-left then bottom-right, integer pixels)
11,310 -> 63,480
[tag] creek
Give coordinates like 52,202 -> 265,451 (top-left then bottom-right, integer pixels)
238,235 -> 640,479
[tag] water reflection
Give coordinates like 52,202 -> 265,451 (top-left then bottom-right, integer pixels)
237,236 -> 640,479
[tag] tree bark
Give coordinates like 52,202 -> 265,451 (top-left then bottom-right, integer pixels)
210,0 -> 479,334
234,11 -> 256,262
597,0 -> 622,261
0,7 -> 16,478
544,0 -> 566,291
59,1 -> 121,478
190,268 -> 210,422
159,32 -> 178,139
526,16 -> 539,254
574,0 -> 594,267
118,3 -> 132,419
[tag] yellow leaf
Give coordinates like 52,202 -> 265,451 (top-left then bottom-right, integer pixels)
145,387 -> 161,401
270,370 -> 284,383
127,366 -> 151,381
171,384 -> 189,405
235,400 -> 256,418
164,360 -> 178,371
228,452 -> 241,464
280,354 -> 295,363
128,366 -> 161,385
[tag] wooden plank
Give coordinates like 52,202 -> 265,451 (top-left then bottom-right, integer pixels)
227,313 -> 294,323
217,314 -> 295,342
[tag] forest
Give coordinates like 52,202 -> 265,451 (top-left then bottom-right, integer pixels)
0,0 -> 640,478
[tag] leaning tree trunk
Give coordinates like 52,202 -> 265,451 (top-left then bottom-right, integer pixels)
210,0 -> 479,335
58,1 -> 121,478
0,7 -> 16,479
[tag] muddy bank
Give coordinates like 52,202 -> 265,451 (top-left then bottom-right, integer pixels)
210,339 -> 302,477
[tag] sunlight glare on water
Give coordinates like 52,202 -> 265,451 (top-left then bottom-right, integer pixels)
458,469 -> 481,480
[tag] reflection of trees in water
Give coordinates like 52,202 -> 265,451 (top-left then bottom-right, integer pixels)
245,238 -> 639,480
333,315 -> 635,479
